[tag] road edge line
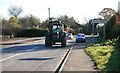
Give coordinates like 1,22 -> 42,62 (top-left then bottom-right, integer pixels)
55,43 -> 75,73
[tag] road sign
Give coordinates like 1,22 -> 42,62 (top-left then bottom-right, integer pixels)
92,19 -> 107,24
91,19 -> 107,42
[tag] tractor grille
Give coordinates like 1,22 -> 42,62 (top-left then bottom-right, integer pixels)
53,35 -> 59,38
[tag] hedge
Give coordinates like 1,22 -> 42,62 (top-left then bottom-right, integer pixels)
99,15 -> 120,40
15,28 -> 48,37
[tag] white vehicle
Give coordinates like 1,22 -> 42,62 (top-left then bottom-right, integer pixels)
67,33 -> 73,39
76,33 -> 86,43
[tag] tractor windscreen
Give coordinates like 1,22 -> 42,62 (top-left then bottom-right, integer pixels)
52,25 -> 60,32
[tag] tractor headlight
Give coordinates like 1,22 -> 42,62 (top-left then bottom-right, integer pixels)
57,31 -> 59,35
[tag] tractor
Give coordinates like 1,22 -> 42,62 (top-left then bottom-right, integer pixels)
45,18 -> 67,47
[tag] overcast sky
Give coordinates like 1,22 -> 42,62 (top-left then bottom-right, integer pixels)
0,0 -> 119,23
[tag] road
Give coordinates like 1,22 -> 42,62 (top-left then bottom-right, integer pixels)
1,37 -> 74,71
1,36 -> 97,72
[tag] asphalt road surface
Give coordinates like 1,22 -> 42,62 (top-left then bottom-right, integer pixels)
1,37 -> 74,71
1,36 -> 97,72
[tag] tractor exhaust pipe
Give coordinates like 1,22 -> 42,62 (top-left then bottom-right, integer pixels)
48,8 -> 50,20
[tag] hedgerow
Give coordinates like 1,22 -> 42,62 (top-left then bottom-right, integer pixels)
15,28 -> 48,37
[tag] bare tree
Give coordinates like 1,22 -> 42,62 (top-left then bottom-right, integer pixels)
8,5 -> 23,18
83,17 -> 91,24
99,8 -> 117,20
29,14 -> 41,28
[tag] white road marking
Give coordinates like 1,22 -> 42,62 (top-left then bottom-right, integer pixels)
26,46 -> 38,52
58,42 -> 75,71
1,46 -> 39,62
0,53 -> 21,62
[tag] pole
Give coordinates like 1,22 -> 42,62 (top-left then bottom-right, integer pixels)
96,25 -> 99,36
103,23 -> 105,41
48,8 -> 50,19
92,20 -> 94,43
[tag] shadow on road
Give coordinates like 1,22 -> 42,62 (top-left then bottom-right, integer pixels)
18,57 -> 54,61
1,44 -> 46,54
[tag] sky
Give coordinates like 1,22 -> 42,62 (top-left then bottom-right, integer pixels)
0,0 -> 120,23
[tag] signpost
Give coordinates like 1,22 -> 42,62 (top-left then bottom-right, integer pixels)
91,19 -> 107,42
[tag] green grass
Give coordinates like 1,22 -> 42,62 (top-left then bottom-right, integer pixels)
85,39 -> 120,72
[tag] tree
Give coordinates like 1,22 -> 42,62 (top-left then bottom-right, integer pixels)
59,15 -> 83,34
19,16 -> 32,29
99,8 -> 116,20
8,17 -> 22,37
7,5 -> 23,37
40,19 -> 49,29
19,15 -> 41,29
8,5 -> 23,18
2,18 -> 14,37
41,15 -> 84,34
9,17 -> 21,28
29,14 -> 41,28
99,14 -> 120,40
83,17 -> 91,24
59,15 -> 69,26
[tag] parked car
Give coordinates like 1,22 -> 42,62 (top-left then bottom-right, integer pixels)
76,33 -> 86,43
67,33 -> 73,39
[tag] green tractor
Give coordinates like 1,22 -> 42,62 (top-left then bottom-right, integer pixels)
45,18 -> 67,47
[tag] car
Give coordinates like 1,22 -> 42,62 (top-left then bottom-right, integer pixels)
67,33 -> 73,39
76,33 -> 86,43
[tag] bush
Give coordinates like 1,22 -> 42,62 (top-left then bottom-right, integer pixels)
85,39 -> 120,72
99,15 -> 120,40
15,28 -> 48,37
85,46 -> 113,70
105,40 -> 120,73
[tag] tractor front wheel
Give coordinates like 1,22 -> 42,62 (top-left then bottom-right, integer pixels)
45,36 -> 52,47
61,37 -> 66,47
